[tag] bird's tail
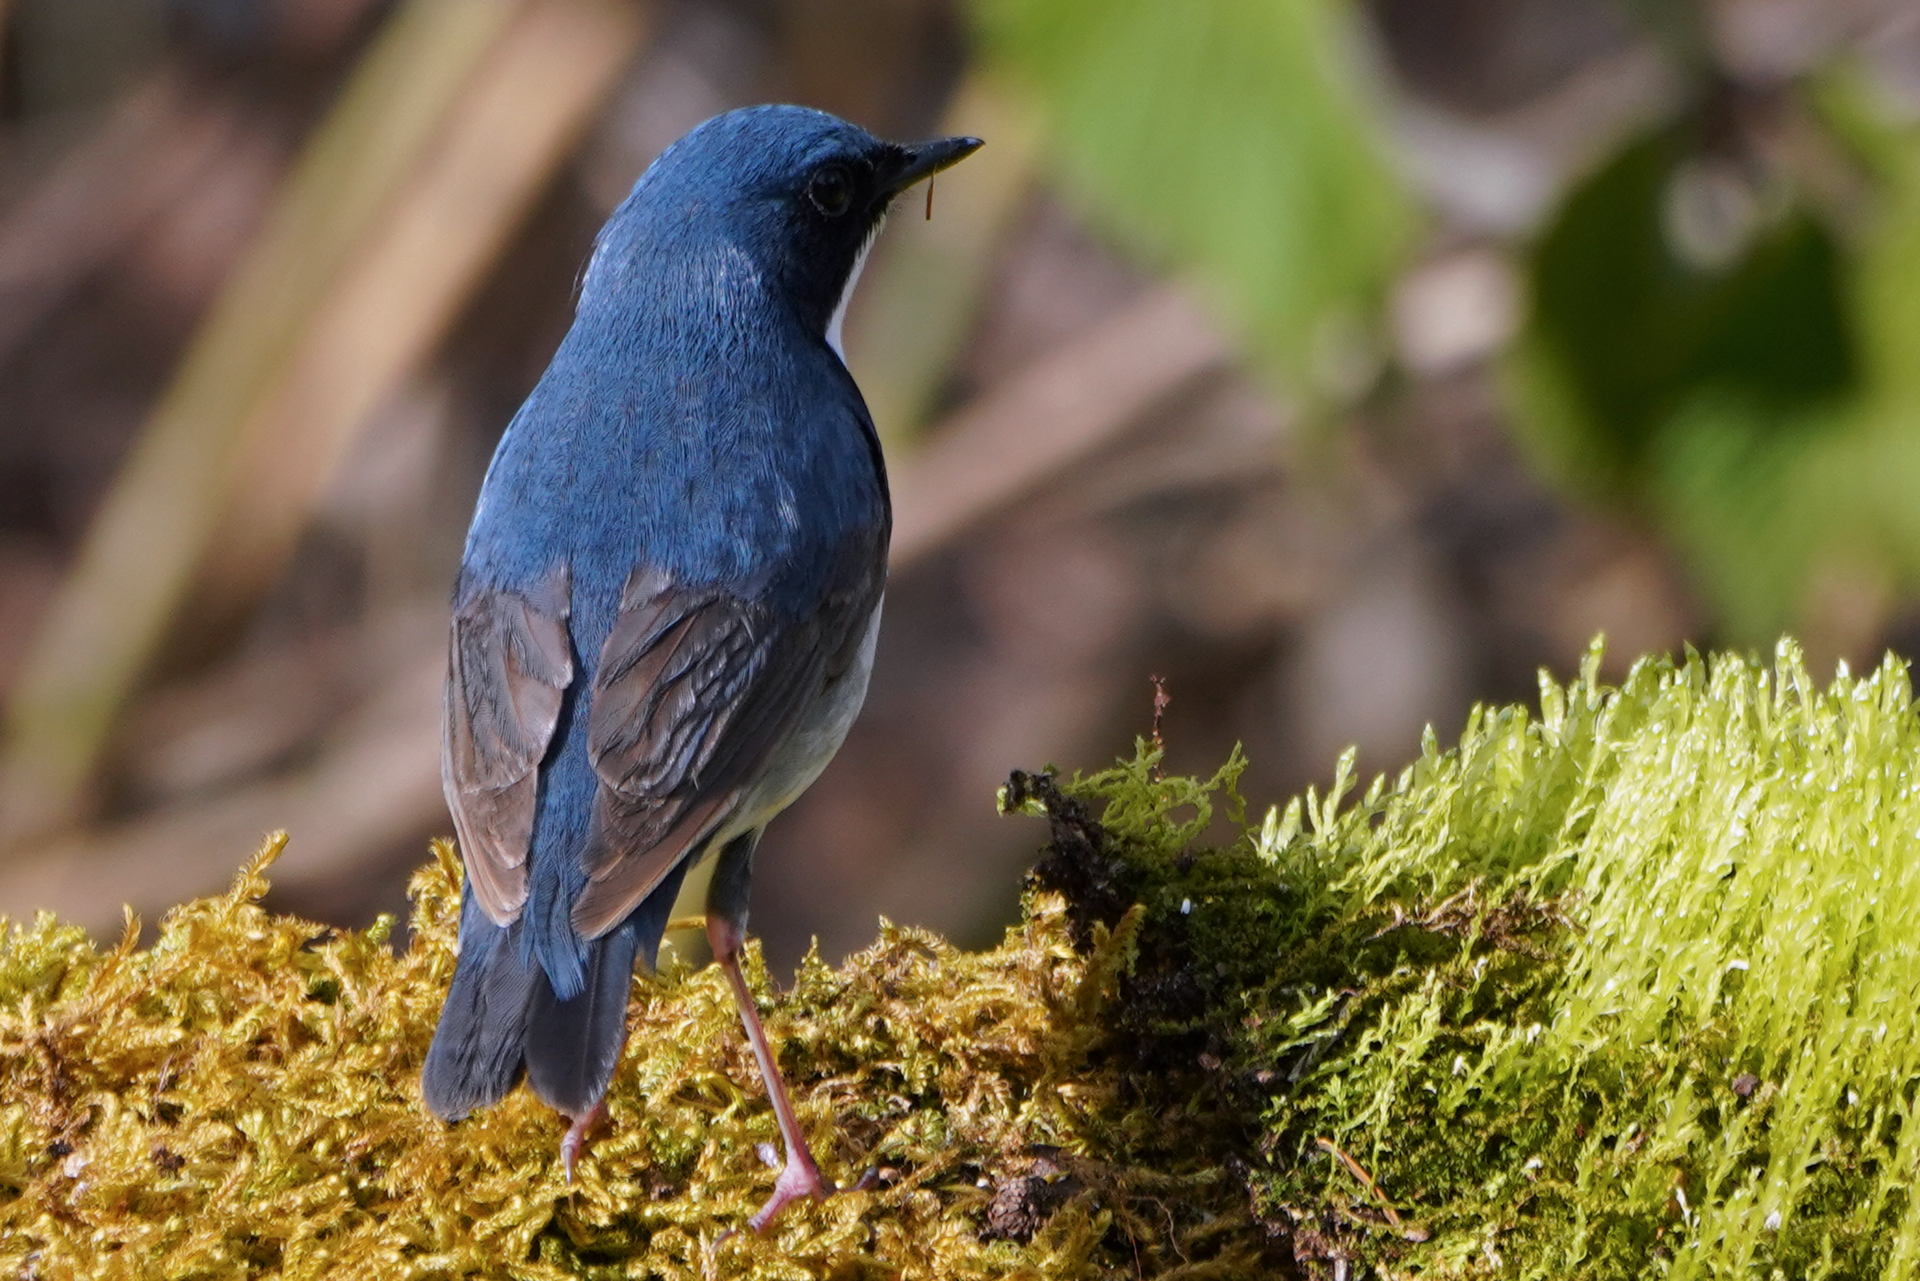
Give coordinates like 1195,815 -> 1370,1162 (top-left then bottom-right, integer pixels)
424,863 -> 692,1123
522,858 -> 690,1116
422,893 -> 540,1121
523,917 -> 647,1116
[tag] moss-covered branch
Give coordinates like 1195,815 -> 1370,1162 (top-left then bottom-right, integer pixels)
7,639 -> 1920,1277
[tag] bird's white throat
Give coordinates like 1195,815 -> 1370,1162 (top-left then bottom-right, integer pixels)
825,222 -> 882,362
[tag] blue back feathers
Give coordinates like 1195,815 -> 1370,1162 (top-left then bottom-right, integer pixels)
464,105 -> 894,627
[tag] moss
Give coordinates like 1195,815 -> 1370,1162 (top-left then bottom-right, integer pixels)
1026,638 -> 1920,1277
0,838 -> 1254,1276
7,638 -> 1920,1277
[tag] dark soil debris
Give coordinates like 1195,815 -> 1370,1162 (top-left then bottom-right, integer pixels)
1009,768 -> 1132,948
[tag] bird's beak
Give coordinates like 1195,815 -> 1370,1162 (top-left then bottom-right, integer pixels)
881,135 -> 984,198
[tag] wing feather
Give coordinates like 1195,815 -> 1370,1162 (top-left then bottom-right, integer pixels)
441,571 -> 573,924
570,546 -> 880,937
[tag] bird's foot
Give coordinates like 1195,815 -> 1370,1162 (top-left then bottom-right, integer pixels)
745,1140 -> 834,1233
560,1100 -> 609,1183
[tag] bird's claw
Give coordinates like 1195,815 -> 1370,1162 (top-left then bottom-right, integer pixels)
560,1100 -> 609,1184
745,1145 -> 835,1233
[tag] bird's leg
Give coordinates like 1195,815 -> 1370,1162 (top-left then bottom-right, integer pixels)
560,1098 -> 609,1183
708,911 -> 833,1231
705,829 -> 834,1229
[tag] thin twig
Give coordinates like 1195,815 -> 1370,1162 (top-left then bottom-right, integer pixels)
1149,675 -> 1170,777
1316,1136 -> 1404,1231
889,286 -> 1230,569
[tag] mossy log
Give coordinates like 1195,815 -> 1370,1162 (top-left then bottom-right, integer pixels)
5,639 -> 1920,1278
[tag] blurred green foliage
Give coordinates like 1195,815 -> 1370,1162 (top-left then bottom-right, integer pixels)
1523,127 -> 1857,483
1516,75 -> 1920,640
970,0 -> 1416,388
977,0 -> 1920,644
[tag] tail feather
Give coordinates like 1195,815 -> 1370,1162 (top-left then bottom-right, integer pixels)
524,918 -> 643,1116
426,860 -> 692,1123
422,893 -> 540,1121
523,859 -> 690,1117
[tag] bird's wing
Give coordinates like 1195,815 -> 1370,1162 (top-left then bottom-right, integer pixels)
441,571 -> 574,925
569,558 -> 875,938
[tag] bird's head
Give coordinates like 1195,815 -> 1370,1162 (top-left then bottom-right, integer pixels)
587,105 -> 982,350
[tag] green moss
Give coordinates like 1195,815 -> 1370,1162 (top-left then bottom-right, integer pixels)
1028,638 -> 1920,1277
7,639 -> 1920,1276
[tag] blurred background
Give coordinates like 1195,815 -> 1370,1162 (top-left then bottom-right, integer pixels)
0,0 -> 1915,968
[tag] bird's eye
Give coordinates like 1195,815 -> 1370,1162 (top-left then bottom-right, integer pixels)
807,164 -> 854,217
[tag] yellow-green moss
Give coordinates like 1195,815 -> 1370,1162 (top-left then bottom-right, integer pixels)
0,839 -> 1250,1278
10,638 -> 1920,1278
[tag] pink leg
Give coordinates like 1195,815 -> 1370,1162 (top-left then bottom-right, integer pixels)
709,915 -> 834,1231
561,1098 -> 608,1183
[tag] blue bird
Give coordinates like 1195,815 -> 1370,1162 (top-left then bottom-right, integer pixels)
420,105 -> 980,1229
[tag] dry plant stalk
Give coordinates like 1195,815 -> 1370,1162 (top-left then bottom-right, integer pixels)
0,0 -> 642,847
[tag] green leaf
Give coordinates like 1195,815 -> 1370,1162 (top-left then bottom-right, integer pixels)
1512,82 -> 1920,639
971,0 -> 1415,384
1515,122 -> 1858,496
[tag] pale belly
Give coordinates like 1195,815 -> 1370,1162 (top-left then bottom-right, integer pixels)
711,598 -> 882,845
